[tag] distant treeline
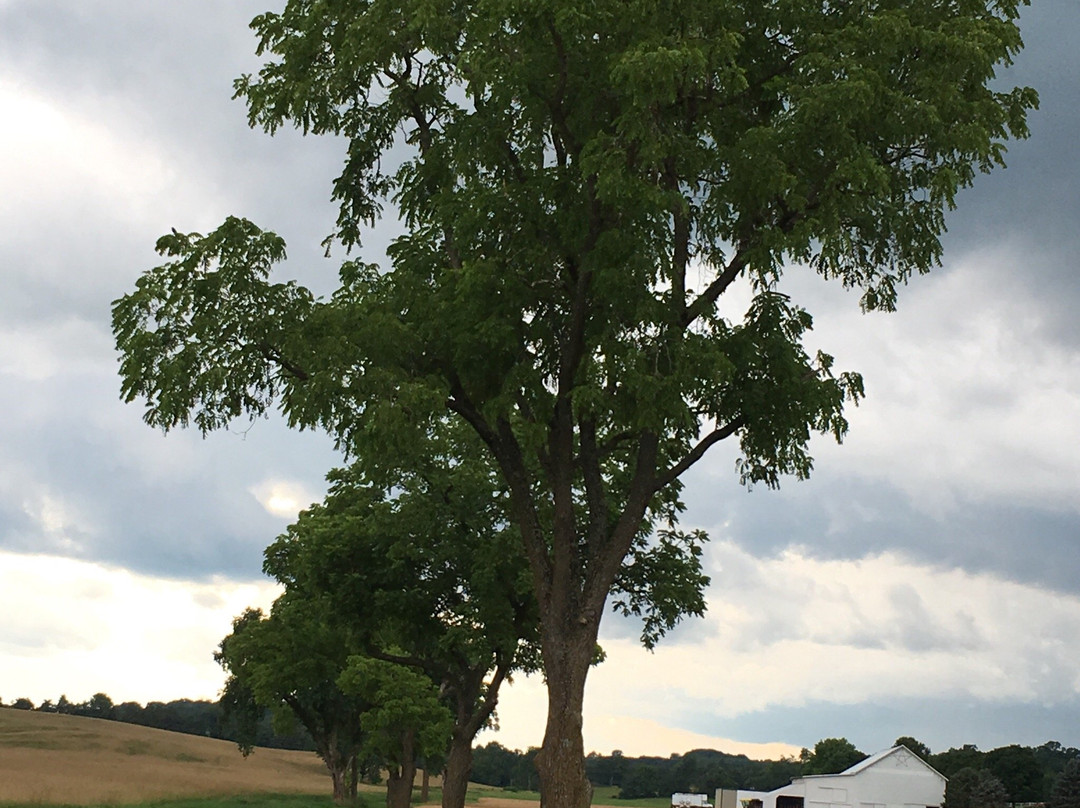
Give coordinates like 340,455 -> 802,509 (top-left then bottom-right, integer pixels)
0,693 -> 315,752
4,694 -> 1078,804
471,744 -> 803,796
471,739 -> 1080,803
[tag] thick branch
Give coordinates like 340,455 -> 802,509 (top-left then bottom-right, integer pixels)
494,416 -> 555,607
256,341 -> 310,381
578,417 -> 609,558
584,430 -> 660,614
460,653 -> 511,740
654,417 -> 746,492
682,248 -> 750,328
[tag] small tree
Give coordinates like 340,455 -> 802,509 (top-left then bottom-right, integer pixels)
84,693 -> 115,720
945,767 -> 1008,808
339,657 -> 454,808
216,603 -> 371,805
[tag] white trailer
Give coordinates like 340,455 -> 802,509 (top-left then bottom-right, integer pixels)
672,794 -> 712,808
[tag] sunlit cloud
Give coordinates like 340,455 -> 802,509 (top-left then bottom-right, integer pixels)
249,478 -> 320,519
0,550 -> 280,704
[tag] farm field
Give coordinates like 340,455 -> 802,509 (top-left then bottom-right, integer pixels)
0,709 -> 656,808
0,707 -> 329,804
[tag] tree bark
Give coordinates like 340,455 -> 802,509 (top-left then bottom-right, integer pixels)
442,733 -> 475,808
327,754 -> 350,806
535,619 -> 598,808
421,767 -> 430,803
387,729 -> 418,808
314,730 -> 354,808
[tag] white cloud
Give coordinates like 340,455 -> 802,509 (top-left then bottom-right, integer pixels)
483,542 -> 1080,755
0,550 -> 280,704
716,243 -> 1080,518
0,75 -> 218,228
583,543 -> 1080,718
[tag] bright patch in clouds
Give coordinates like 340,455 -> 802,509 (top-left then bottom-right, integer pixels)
250,478 -> 319,519
0,77 -> 188,223
481,669 -> 801,758
0,551 -> 280,704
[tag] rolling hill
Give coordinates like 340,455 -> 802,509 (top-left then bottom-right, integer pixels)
0,707 -> 329,804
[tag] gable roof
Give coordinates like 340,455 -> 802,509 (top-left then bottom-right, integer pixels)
838,745 -> 946,780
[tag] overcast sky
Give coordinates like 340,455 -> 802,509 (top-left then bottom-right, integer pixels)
1,1 -> 1077,762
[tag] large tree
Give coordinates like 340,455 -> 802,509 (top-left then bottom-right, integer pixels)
113,2 -> 1035,806
985,744 -> 1044,804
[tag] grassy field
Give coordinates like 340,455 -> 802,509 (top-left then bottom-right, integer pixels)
0,708 -> 329,805
0,709 -> 664,808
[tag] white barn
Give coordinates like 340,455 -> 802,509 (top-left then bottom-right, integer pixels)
716,745 -> 946,808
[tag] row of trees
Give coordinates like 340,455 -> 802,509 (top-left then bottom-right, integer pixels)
0,694 -> 313,750
109,1 -> 1036,807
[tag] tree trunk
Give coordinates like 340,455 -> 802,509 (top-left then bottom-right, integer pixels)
387,729 -> 418,808
442,733 -> 475,808
329,757 -> 350,806
535,621 -> 597,808
317,739 -> 353,807
421,767 -> 430,803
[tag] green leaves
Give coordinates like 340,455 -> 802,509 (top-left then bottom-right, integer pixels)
339,656 -> 453,767
611,527 -> 710,650
112,217 -> 311,433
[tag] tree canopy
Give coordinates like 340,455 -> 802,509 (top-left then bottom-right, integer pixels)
800,738 -> 866,775
944,767 -> 1008,808
113,2 -> 1036,806
262,435 -> 541,808
894,736 -> 932,762
216,602 -> 373,805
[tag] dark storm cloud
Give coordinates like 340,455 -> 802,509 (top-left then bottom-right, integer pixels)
681,460 -> 1080,597
942,1 -> 1080,341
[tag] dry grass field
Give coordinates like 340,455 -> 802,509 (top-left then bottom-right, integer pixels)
0,707 -> 329,805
